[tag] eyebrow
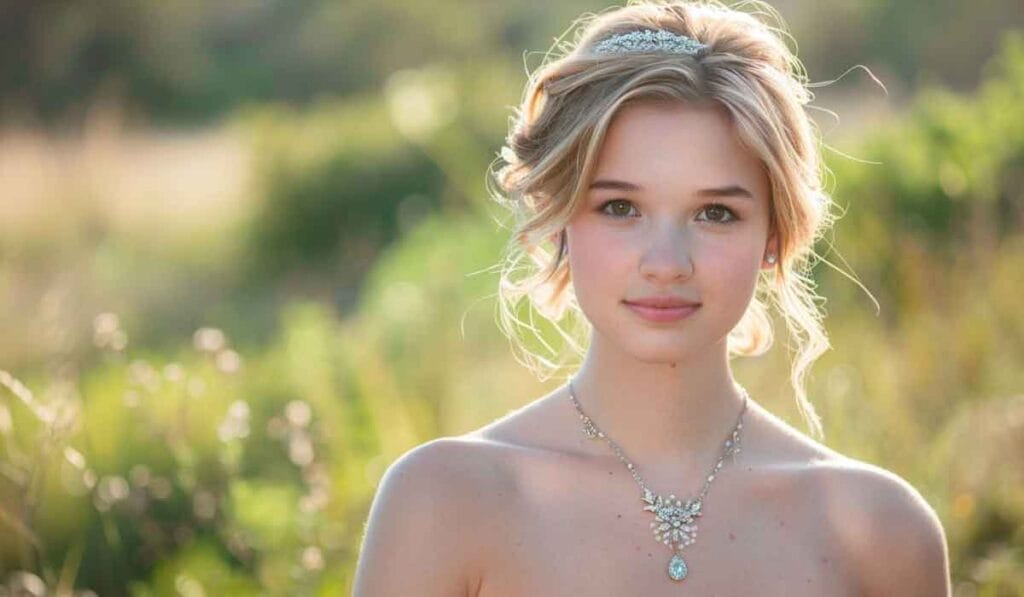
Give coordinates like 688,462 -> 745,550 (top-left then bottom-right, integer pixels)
587,178 -> 755,200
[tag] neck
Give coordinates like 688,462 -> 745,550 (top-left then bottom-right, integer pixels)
567,329 -> 747,472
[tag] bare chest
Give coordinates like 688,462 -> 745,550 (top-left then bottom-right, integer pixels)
474,452 -> 859,597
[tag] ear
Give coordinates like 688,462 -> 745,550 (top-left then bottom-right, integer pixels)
549,229 -> 567,253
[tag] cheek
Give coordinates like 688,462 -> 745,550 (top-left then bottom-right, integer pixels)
704,241 -> 756,274
565,222 -> 631,293
699,241 -> 762,303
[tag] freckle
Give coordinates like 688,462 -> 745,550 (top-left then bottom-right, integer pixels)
617,514 -> 622,518
647,552 -> 653,558
820,557 -> 829,564
728,532 -> 736,541
608,471 -> 613,475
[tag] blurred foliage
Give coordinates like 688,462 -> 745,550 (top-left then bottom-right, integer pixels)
3,0 -> 1023,127
0,0 -> 602,126
229,56 -> 521,314
236,96 -> 445,305
1,1 -> 1023,594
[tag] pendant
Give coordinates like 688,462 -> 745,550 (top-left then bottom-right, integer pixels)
668,553 -> 688,581
642,488 -> 701,581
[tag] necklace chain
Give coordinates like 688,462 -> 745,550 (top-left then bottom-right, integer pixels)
566,380 -> 748,500
565,379 -> 749,582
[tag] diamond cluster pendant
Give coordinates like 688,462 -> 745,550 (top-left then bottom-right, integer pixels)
642,488 -> 701,582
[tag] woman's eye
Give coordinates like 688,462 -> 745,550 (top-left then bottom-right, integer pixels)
599,199 -> 638,218
697,203 -> 738,224
598,200 -> 738,223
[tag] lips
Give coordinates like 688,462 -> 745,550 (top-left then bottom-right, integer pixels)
623,297 -> 701,323
624,297 -> 701,308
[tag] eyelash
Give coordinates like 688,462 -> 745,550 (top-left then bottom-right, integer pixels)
597,199 -> 739,224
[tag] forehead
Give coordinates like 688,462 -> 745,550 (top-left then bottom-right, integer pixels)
591,100 -> 768,197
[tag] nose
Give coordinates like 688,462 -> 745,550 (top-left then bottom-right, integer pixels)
638,222 -> 695,283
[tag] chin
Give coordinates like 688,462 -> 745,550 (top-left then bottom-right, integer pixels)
627,338 -> 701,364
597,323 -> 703,364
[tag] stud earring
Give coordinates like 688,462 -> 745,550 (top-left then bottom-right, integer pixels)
765,253 -> 776,264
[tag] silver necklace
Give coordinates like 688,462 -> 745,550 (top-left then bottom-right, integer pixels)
566,379 -> 749,583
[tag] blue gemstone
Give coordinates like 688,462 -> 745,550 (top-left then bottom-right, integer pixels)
668,554 -> 688,581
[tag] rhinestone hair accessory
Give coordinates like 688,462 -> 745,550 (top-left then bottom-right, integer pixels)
593,29 -> 708,57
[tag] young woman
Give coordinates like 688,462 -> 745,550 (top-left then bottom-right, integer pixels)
354,1 -> 951,595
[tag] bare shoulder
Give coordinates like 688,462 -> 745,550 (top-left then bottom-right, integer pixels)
353,436 -> 509,597
797,456 -> 950,597
746,407 -> 951,595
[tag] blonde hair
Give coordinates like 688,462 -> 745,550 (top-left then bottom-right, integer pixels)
488,0 -> 839,439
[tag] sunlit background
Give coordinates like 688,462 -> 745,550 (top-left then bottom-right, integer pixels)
1,1 -> 1023,594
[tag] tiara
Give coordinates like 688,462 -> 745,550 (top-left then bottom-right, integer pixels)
593,29 -> 708,57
